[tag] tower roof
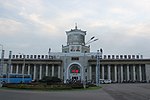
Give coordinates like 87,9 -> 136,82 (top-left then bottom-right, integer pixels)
66,24 -> 86,34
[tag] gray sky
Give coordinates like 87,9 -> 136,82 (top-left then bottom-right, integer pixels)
0,0 -> 150,58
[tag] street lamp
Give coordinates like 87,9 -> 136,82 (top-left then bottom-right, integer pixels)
85,36 -> 98,45
7,51 -> 12,83
19,53 -> 25,83
96,48 -> 103,86
83,51 -> 86,89
83,37 -> 99,88
0,44 -> 4,87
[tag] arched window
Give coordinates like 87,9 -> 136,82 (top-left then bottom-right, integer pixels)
70,64 -> 80,73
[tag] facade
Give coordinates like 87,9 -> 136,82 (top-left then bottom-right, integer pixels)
1,26 -> 150,83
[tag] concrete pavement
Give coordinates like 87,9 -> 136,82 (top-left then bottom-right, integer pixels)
0,83 -> 150,100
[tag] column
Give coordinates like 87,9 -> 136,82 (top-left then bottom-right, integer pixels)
89,66 -> 92,80
39,65 -> 42,80
102,65 -> 104,79
33,64 -> 36,80
121,65 -> 123,82
52,65 -> 54,76
108,65 -> 111,80
22,64 -> 25,75
10,65 -> 13,74
58,66 -> 60,78
133,65 -> 136,81
139,65 -> 142,81
46,65 -> 48,76
114,65 -> 117,82
28,65 -> 30,75
127,65 -> 129,81
16,64 -> 19,74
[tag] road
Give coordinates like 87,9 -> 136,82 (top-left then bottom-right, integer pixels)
0,83 -> 150,100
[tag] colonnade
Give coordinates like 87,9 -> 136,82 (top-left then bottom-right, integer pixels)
89,64 -> 146,83
9,63 -> 146,83
10,64 -> 61,80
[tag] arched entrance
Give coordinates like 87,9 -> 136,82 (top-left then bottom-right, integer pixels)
69,64 -> 81,80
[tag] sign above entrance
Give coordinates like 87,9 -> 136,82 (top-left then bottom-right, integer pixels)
71,69 -> 79,73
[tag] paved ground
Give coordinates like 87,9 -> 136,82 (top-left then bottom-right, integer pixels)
0,83 -> 150,100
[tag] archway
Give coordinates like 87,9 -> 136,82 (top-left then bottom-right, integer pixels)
69,64 -> 81,80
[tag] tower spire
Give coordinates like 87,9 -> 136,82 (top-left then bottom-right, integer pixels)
75,23 -> 77,29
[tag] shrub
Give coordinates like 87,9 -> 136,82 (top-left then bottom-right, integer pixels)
39,76 -> 62,85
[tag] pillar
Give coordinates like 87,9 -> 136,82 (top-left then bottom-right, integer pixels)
133,65 -> 136,81
139,65 -> 142,81
108,65 -> 111,80
39,65 -> 42,80
127,65 -> 129,81
89,66 -> 92,80
28,65 -> 30,75
102,65 -> 104,79
58,66 -> 61,78
33,64 -> 36,80
16,64 -> 19,74
46,65 -> 48,76
52,65 -> 54,76
121,65 -> 123,82
10,65 -> 13,74
114,65 -> 117,82
22,64 -> 25,75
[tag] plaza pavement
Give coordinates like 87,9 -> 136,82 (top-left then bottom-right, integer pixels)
0,83 -> 150,100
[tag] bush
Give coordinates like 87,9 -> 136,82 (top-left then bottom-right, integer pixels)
6,83 -> 72,90
39,76 -> 62,85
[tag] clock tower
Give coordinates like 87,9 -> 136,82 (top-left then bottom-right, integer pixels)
62,25 -> 90,53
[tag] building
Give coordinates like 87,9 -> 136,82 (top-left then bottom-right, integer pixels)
1,25 -> 150,83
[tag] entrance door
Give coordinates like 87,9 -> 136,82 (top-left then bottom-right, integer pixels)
72,76 -> 78,80
69,64 -> 81,80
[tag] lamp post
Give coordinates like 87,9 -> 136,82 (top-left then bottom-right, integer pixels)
96,48 -> 103,86
0,44 -> 4,87
19,53 -> 25,83
83,51 -> 86,89
85,36 -> 98,45
7,51 -> 12,83
83,37 -> 98,88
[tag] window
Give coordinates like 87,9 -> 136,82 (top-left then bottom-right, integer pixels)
30,55 -> 33,59
108,55 -> 111,59
38,55 -> 40,59
112,55 -> 115,59
104,55 -> 107,59
128,55 -> 131,59
45,55 -> 48,59
13,55 -> 15,59
132,55 -> 135,59
136,55 -> 139,59
76,46 -> 80,51
16,55 -> 18,58
42,55 -> 44,59
124,55 -> 127,59
70,64 -> 80,73
116,55 -> 119,59
71,57 -> 79,60
71,46 -> 75,52
27,55 -> 29,58
120,55 -> 123,59
20,55 -> 22,58
34,55 -> 36,59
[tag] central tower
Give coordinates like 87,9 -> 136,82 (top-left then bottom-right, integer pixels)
62,25 -> 90,53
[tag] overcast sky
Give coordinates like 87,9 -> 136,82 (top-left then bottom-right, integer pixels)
0,0 -> 150,58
